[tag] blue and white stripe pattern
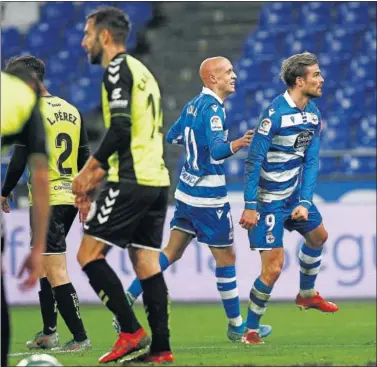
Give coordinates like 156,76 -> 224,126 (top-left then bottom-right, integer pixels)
216,265 -> 242,326
245,91 -> 322,210
167,87 -> 234,208
246,277 -> 272,330
299,243 -> 323,290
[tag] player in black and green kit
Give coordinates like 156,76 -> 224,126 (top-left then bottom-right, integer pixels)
74,6 -> 173,364
2,56 -> 91,352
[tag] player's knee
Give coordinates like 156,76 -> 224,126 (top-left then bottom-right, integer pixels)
309,229 -> 328,249
45,263 -> 69,287
261,259 -> 283,285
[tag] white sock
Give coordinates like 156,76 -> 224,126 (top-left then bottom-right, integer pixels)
299,288 -> 316,298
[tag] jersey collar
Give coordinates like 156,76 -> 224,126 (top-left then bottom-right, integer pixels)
201,87 -> 223,105
283,90 -> 297,108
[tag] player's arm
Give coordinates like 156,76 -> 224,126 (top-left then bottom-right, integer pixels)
1,145 -> 28,212
240,112 -> 280,230
299,124 -> 321,209
73,62 -> 132,196
166,114 -> 184,145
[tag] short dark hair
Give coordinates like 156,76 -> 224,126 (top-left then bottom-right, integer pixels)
5,55 -> 45,82
280,52 -> 319,87
87,6 -> 131,45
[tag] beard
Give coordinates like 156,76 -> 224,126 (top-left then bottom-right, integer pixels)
88,44 -> 103,65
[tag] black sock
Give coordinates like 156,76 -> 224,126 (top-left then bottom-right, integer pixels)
82,259 -> 141,334
39,277 -> 57,336
53,283 -> 87,342
141,272 -> 171,353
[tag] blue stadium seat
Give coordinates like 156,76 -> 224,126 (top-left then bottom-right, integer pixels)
284,29 -> 323,56
25,23 -> 60,55
340,155 -> 376,175
2,27 -> 22,59
318,53 -> 350,86
62,22 -> 86,55
353,115 -> 377,149
299,3 -> 332,31
319,157 -> 339,175
362,29 -> 377,57
45,51 -> 79,80
348,55 -> 376,86
40,1 -> 75,27
337,2 -> 370,30
320,125 -> 350,150
259,3 -> 296,31
323,28 -> 359,56
117,2 -> 153,28
244,29 -> 284,56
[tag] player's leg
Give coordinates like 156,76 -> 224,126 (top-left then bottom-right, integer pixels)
127,186 -> 173,364
79,183 -> 151,363
127,231 -> 192,302
286,204 -> 339,312
26,207 -> 59,350
243,205 -> 285,344
43,206 -> 90,351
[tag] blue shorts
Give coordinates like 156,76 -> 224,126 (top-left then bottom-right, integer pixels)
170,200 -> 234,247
248,193 -> 322,250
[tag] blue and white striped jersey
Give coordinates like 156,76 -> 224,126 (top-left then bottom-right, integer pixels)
244,90 -> 322,210
167,87 -> 234,207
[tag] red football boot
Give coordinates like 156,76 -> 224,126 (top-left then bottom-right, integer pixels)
99,328 -> 150,364
241,330 -> 264,345
296,292 -> 339,313
121,350 -> 174,364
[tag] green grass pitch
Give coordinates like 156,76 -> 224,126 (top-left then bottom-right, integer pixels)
8,300 -> 376,366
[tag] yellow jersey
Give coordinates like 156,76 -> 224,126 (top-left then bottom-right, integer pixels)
100,53 -> 170,187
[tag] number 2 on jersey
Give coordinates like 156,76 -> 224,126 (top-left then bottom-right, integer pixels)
55,133 -> 72,176
147,93 -> 162,139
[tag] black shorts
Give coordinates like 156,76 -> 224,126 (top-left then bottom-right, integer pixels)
84,182 -> 168,250
30,205 -> 78,254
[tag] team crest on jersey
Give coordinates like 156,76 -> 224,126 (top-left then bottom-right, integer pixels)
310,113 -> 319,124
85,202 -> 97,223
258,118 -> 272,136
210,115 -> 223,131
266,231 -> 275,244
294,130 -> 314,151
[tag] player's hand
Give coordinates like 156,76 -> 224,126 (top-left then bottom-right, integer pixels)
17,250 -> 43,291
1,192 -> 13,213
241,129 -> 254,147
291,205 -> 309,221
77,195 -> 92,223
239,209 -> 258,230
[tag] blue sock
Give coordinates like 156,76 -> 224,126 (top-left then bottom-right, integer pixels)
216,265 -> 242,327
299,243 -> 322,293
247,277 -> 273,330
128,252 -> 170,299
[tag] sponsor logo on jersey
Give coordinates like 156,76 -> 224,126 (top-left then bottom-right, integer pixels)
294,130 -> 314,151
269,108 -> 275,116
180,167 -> 200,187
211,104 -> 219,112
258,118 -> 272,135
210,115 -> 223,131
111,88 -> 122,100
109,100 -> 128,109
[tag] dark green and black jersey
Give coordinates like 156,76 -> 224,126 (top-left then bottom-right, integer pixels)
93,52 -> 170,187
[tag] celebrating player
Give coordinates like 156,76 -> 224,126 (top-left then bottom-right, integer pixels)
75,6 -> 172,364
239,52 -> 339,345
2,56 -> 91,352
114,56 -> 272,342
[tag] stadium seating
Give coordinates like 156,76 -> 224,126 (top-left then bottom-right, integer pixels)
230,1 -> 376,176
2,1 -> 152,112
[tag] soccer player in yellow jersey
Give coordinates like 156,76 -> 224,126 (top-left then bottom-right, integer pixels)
73,6 -> 173,364
1,56 -> 91,352
1,68 -> 49,367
